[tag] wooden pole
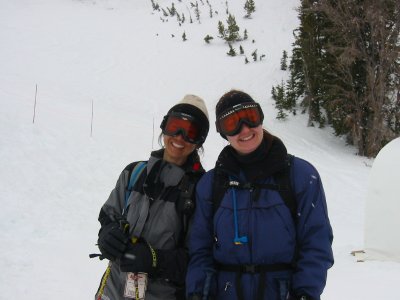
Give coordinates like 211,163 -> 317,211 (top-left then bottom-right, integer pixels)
152,117 -> 155,149
90,99 -> 94,137
32,84 -> 37,123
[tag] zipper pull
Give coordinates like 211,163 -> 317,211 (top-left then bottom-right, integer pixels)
224,281 -> 232,291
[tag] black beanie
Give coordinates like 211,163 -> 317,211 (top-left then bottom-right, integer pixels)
215,90 -> 260,139
163,95 -> 210,144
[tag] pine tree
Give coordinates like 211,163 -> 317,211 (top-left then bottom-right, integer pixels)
285,77 -> 297,116
204,34 -> 214,44
245,57 -> 249,64
182,31 -> 187,41
251,49 -> 257,61
244,0 -> 256,18
218,20 -> 226,38
227,44 -> 236,56
167,3 -> 176,16
239,45 -> 244,54
272,82 -> 288,119
243,29 -> 248,40
280,50 -> 288,70
271,86 -> 277,101
195,2 -> 201,23
151,0 -> 160,11
225,14 -> 240,42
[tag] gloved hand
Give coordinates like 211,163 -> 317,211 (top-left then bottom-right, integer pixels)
119,239 -> 158,275
97,222 -> 129,261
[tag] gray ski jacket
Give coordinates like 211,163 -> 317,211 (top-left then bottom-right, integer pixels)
95,149 -> 204,300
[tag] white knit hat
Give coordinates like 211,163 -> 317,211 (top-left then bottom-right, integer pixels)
179,94 -> 209,120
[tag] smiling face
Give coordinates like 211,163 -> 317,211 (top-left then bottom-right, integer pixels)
163,134 -> 197,166
227,124 -> 264,155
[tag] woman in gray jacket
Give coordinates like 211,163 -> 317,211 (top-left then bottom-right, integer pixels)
94,95 -> 209,300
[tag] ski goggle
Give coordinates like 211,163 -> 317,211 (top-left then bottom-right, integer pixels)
161,112 -> 204,144
216,102 -> 264,136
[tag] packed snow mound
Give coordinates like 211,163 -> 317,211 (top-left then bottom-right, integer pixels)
364,137 -> 400,262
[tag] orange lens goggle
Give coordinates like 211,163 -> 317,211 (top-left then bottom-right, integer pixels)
216,102 -> 263,136
161,112 -> 203,144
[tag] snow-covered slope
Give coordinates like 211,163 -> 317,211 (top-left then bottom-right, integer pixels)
0,0 -> 399,299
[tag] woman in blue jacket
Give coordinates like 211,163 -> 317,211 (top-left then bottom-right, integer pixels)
186,90 -> 333,300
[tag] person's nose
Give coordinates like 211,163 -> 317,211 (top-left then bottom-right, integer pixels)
174,133 -> 185,141
239,123 -> 251,134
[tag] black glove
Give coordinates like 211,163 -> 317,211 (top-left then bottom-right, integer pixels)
119,239 -> 158,275
97,222 -> 129,261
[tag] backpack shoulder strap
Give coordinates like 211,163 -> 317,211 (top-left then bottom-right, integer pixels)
124,161 -> 147,211
211,166 -> 230,216
176,172 -> 202,246
273,154 -> 296,219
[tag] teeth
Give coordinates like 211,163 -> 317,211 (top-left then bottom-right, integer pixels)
172,142 -> 184,149
240,134 -> 253,141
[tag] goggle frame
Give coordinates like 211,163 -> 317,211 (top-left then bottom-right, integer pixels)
216,102 -> 264,136
161,111 -> 205,144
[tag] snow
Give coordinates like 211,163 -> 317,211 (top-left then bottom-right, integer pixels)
364,138 -> 400,262
0,0 -> 399,299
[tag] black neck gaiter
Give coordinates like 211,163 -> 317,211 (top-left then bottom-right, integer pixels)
231,137 -> 270,181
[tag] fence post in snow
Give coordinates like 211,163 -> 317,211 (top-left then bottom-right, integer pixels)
90,99 -> 94,137
152,117 -> 155,149
32,84 -> 38,124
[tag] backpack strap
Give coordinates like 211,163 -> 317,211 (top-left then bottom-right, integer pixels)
123,161 -> 147,215
176,170 -> 203,246
273,154 -> 296,219
211,167 -> 230,216
178,175 -> 196,233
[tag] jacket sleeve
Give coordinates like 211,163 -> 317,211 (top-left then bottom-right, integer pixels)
186,171 -> 216,297
291,158 -> 334,299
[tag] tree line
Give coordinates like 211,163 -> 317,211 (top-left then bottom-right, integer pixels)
273,0 -> 399,157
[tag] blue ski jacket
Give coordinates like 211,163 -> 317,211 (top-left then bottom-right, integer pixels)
186,137 -> 333,300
